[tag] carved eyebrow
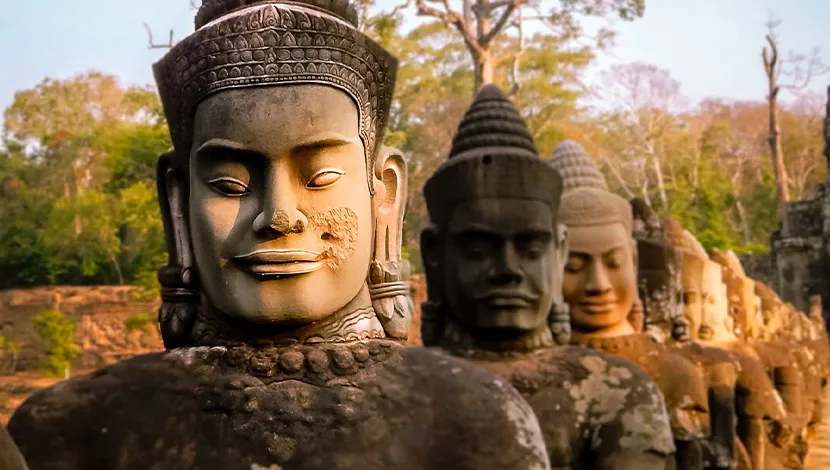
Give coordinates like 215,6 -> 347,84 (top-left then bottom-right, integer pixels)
195,138 -> 262,160
569,246 -> 627,257
291,132 -> 360,154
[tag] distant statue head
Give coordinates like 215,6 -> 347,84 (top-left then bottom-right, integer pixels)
710,249 -> 759,340
664,221 -> 707,341
756,281 -> 786,341
152,0 -> 413,347
630,199 -> 681,343
419,85 -> 570,351
550,140 -> 637,339
700,260 -> 734,342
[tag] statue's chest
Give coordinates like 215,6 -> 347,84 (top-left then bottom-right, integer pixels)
106,346 -> 431,469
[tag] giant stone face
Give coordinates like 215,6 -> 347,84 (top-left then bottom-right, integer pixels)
188,85 -> 374,324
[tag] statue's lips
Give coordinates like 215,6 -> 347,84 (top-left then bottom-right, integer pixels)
578,301 -> 616,314
477,290 -> 537,308
232,250 -> 328,277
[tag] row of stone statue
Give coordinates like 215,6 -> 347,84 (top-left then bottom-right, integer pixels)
1,1 -> 827,469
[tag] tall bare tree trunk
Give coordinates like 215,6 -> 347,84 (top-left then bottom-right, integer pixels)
650,153 -> 668,210
763,34 -> 790,204
475,50 -> 495,91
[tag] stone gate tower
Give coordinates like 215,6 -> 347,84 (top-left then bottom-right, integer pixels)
760,85 -> 830,326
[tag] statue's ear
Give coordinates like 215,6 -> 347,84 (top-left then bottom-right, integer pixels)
368,146 -> 413,340
420,225 -> 442,273
630,238 -> 639,275
553,224 -> 569,302
156,152 -> 198,349
550,223 -> 571,345
372,146 -> 407,264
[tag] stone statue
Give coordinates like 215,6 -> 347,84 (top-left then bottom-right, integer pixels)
420,85 -> 676,469
644,216 -> 741,470
7,2 -> 552,469
699,253 -> 791,470
0,424 -> 27,470
551,140 -> 710,470
630,200 -> 681,344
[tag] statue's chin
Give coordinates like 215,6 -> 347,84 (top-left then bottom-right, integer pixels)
460,309 -> 546,334
202,267 -> 364,326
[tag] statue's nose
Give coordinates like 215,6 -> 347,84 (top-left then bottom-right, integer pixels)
253,177 -> 308,237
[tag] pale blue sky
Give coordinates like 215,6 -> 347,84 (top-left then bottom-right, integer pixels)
0,0 -> 827,121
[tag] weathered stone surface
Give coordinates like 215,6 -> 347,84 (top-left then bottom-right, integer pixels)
461,346 -> 675,469
9,342 -> 549,470
0,422 -> 27,470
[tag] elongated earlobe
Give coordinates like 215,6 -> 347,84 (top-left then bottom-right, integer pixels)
368,146 -> 413,339
156,151 -> 199,349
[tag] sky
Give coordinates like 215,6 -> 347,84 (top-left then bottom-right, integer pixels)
0,0 -> 827,122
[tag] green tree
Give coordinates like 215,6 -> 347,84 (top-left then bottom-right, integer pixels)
32,310 -> 80,377
0,73 -> 170,289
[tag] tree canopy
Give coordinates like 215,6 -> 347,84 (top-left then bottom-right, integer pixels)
0,7 -> 826,290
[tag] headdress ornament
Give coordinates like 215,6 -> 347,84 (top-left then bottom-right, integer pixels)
550,140 -> 631,232
154,0 -> 397,177
423,84 -> 563,227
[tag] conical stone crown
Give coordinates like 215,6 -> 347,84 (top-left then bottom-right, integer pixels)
549,140 -> 608,192
423,84 -> 562,227
448,84 -> 538,159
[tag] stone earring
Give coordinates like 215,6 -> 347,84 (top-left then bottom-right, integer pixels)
549,302 -> 571,345
157,265 -> 199,349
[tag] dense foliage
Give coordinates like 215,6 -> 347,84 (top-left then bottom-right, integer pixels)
0,9 -> 825,290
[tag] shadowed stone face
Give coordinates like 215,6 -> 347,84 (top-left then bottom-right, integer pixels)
189,86 -> 374,325
563,223 -> 637,336
442,198 -> 558,332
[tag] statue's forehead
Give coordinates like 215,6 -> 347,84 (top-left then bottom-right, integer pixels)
566,223 -> 630,254
447,198 -> 553,234
191,85 -> 360,148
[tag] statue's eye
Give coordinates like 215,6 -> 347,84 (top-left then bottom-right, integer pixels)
565,258 -> 585,273
208,177 -> 249,196
307,169 -> 344,189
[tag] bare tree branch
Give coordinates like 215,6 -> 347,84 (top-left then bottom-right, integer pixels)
508,10 -> 525,97
480,0 -> 526,45
143,23 -> 175,50
415,0 -> 481,55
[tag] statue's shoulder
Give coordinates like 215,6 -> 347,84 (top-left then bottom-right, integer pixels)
7,352 -> 187,464
543,346 -> 676,457
677,342 -> 736,366
557,346 -> 671,412
400,346 -> 531,401
399,346 -> 550,469
0,423 -> 27,470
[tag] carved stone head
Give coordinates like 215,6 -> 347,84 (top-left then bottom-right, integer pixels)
710,249 -> 759,340
664,221 -> 707,341
700,260 -> 734,342
420,85 -> 569,350
756,281 -> 786,340
630,199 -> 681,343
550,141 -> 638,339
152,0 -> 413,347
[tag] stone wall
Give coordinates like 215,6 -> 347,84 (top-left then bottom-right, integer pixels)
739,252 -> 777,293
0,286 -> 163,373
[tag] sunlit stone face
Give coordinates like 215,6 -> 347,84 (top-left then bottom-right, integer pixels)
440,198 -> 560,332
677,253 -> 705,340
701,261 -> 731,341
563,223 -> 637,334
188,85 -> 374,324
